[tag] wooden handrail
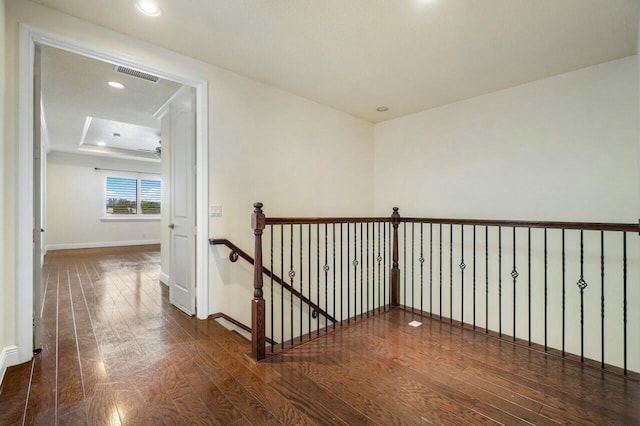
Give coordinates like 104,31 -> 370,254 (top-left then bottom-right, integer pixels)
209,312 -> 277,345
210,238 -> 255,264
401,217 -> 639,233
266,217 -> 389,225
209,238 -> 337,324
262,216 -> 637,233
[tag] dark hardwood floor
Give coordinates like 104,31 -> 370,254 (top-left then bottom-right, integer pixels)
1,245 -> 638,425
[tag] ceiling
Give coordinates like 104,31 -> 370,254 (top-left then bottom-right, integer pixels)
41,45 -> 181,159
82,117 -> 161,152
34,0 -> 638,123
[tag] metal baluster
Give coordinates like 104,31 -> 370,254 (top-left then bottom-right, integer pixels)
299,225 -> 303,342
511,227 -> 518,342
333,224 -> 336,329
270,225 -> 274,353
404,222 -> 407,310
562,229 -> 565,356
354,223 -> 358,321
473,225 -> 476,329
371,223 -> 375,315
450,225 -> 453,323
412,222 -> 415,313
383,223 -> 386,310
317,223 -> 320,335
430,223 -> 433,317
360,222 -> 364,319
347,224 -> 350,324
544,228 -> 548,350
600,231 -> 604,368
420,224 -> 424,316
577,230 -> 587,362
366,222 -> 370,316
290,224 -> 294,346
378,222 -> 382,313
528,228 -> 531,346
623,232 -> 627,375
324,224 -> 328,332
485,226 -> 489,333
499,226 -> 502,337
440,224 -> 443,320
280,225 -> 284,348
340,223 -> 344,326
308,225 -> 311,338
460,225 -> 465,326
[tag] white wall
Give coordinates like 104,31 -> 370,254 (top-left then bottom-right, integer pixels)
375,56 -> 639,223
208,74 -> 374,318
45,152 -> 161,249
374,56 -> 640,372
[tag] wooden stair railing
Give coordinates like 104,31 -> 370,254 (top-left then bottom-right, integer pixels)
209,238 -> 337,325
249,203 -> 399,361
249,201 -> 640,376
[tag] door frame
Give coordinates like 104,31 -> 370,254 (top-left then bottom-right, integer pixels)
16,24 -> 210,363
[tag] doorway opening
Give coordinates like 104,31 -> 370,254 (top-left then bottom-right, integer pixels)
16,25 -> 209,364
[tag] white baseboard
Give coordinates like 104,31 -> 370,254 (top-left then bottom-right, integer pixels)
0,346 -> 20,385
159,271 -> 170,286
47,239 -> 160,251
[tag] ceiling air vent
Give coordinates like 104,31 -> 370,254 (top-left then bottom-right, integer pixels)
114,65 -> 160,83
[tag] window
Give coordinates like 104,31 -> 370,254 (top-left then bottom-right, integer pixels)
140,179 -> 161,215
105,175 -> 161,217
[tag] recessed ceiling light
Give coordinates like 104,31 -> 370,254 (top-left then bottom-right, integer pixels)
136,1 -> 163,16
97,141 -> 106,146
376,106 -> 389,112
108,81 -> 125,89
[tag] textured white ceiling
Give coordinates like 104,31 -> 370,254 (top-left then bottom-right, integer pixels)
34,0 -> 638,123
41,45 -> 181,156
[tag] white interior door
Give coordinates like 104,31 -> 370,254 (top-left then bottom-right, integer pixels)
169,87 -> 197,315
33,44 -> 43,351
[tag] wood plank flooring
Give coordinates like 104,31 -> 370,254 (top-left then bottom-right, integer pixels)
1,245 -> 638,425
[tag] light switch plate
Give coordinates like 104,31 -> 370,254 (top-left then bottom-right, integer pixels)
210,205 -> 222,217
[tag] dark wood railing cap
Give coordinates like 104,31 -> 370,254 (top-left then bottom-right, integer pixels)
400,217 -> 637,232
265,217 -> 389,224
391,207 -> 400,226
252,202 -> 265,231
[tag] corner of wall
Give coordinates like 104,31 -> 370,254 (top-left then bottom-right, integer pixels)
0,0 -> 7,357
0,345 -> 20,385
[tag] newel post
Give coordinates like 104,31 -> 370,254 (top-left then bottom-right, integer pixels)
251,202 -> 266,360
391,207 -> 400,307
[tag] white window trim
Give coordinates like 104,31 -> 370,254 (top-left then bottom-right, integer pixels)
103,171 -> 162,219
100,216 -> 160,222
